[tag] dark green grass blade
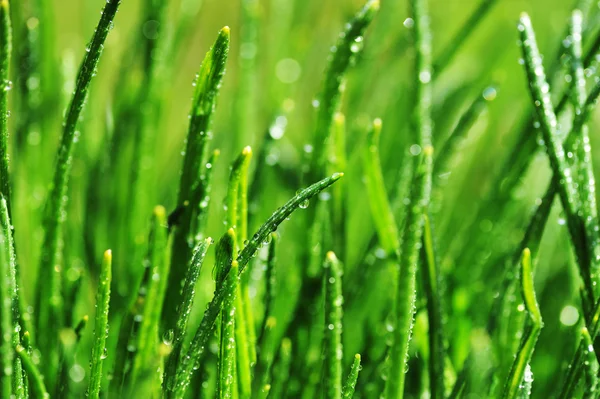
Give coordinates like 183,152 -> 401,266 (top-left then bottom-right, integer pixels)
166,173 -> 342,398
163,237 -> 212,394
341,354 -> 361,399
518,13 -> 594,303
15,345 -> 49,399
323,251 -> 343,399
362,118 -> 399,257
501,249 -> 542,399
0,0 -> 12,212
421,214 -> 445,399
433,0 -> 499,75
385,0 -> 433,395
311,0 -> 379,178
167,26 -> 230,328
130,206 -> 170,388
87,250 -> 112,399
34,0 -> 121,382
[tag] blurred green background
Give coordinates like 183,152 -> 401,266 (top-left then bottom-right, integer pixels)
9,0 -> 600,397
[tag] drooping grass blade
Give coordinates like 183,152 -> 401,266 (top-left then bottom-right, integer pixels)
167,26 -> 230,328
34,0 -> 121,383
501,249 -> 542,399
166,173 -> 342,398
385,0 -> 433,395
87,250 -> 112,399
323,251 -> 343,399
341,354 -> 362,399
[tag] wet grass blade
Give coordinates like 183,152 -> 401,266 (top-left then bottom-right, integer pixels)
362,118 -> 400,257
0,200 -> 13,398
385,0 -> 433,395
15,344 -> 49,399
130,206 -> 170,387
311,0 -> 379,177
163,237 -> 212,394
518,13 -> 594,303
323,251 -> 343,399
0,0 -> 12,211
87,250 -> 112,399
167,173 -> 342,398
341,354 -> 361,399
167,26 -> 230,327
501,249 -> 543,399
35,0 -> 121,381
421,214 -> 445,399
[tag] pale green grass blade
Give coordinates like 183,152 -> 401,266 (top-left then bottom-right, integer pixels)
0,201 -> 12,398
87,250 -> 112,399
0,0 -> 12,211
323,251 -> 343,399
217,261 -> 239,399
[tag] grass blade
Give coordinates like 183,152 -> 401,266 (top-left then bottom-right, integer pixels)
15,345 -> 49,399
0,201 -> 13,398
362,118 -> 400,257
217,260 -> 239,399
167,173 -> 342,398
0,0 -> 12,211
341,354 -> 362,399
87,250 -> 112,399
34,0 -> 121,382
163,237 -> 212,394
501,249 -> 543,399
518,13 -> 594,304
311,0 -> 379,177
385,0 -> 433,395
323,251 -> 343,399
167,26 -> 230,327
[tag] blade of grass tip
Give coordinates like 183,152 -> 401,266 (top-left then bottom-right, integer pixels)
130,206 -> 170,387
213,229 -> 236,398
167,26 -> 230,328
311,0 -> 379,179
35,0 -> 121,380
168,173 -> 343,398
362,118 -> 400,258
433,0 -> 499,75
502,249 -> 543,399
518,14 -> 594,303
20,331 -> 32,398
0,211 -> 12,398
217,260 -> 239,399
163,238 -> 212,395
15,345 -> 49,399
225,147 -> 253,397
323,252 -> 343,399
385,0 -> 433,395
421,214 -> 445,399
0,0 -> 12,213
569,9 -> 600,280
341,354 -> 361,399
87,250 -> 112,399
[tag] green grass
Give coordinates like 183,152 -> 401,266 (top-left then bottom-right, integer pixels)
5,0 -> 600,397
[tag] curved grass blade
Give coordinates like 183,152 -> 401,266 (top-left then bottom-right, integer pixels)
87,250 -> 112,399
0,0 -> 12,212
311,0 -> 379,177
167,173 -> 343,398
385,0 -> 433,395
34,0 -> 121,381
421,214 -> 445,399
130,206 -> 170,387
518,14 -> 594,303
15,344 -> 49,399
341,354 -> 362,399
163,237 -> 212,393
323,251 -> 343,399
501,249 -> 543,399
167,26 -> 230,327
362,118 -> 399,257
433,0 -> 499,75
